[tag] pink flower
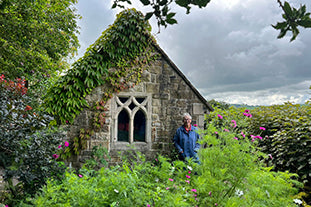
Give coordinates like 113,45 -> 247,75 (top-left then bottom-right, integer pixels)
217,114 -> 223,119
259,127 -> 266,130
185,180 -> 190,184
244,109 -> 250,113
52,154 -> 59,159
191,189 -> 197,192
215,203 -> 218,206
78,174 -> 83,178
268,154 -> 273,159
215,131 -> 218,134
231,120 -> 237,128
64,141 -> 69,147
224,128 -> 229,132
209,191 -> 212,196
186,175 -> 191,179
234,137 -> 238,140
166,187 -> 170,190
193,124 -> 198,127
66,120 -> 69,124
58,145 -> 62,149
169,178 -> 174,181
241,131 -> 245,138
188,171 -> 191,174
256,136 -> 262,140
155,158 -> 158,162
5,205 -> 9,207
147,204 -> 151,207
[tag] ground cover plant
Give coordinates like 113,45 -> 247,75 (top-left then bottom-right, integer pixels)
18,107 -> 303,207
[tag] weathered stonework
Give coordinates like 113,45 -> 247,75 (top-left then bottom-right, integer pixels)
66,45 -> 213,168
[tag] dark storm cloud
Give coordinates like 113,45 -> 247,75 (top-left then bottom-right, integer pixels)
75,0 -> 311,105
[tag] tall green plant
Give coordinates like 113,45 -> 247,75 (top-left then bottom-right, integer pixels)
26,107 -> 302,206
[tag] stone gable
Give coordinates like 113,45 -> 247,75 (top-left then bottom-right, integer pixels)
67,45 -> 213,167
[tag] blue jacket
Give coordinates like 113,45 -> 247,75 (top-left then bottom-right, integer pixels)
173,125 -> 200,159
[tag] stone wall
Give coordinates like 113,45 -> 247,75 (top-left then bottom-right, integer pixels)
66,48 -> 211,168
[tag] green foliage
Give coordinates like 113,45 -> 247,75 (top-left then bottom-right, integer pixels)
273,1 -> 311,41
246,103 -> 311,189
0,76 -> 66,205
43,8 -> 157,125
112,0 -> 211,29
27,108 -> 301,206
0,0 -> 80,94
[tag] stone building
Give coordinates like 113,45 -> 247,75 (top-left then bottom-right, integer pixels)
60,10 -> 214,166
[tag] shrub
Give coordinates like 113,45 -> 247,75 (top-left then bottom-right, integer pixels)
26,107 -> 301,206
245,103 -> 311,191
0,75 -> 66,205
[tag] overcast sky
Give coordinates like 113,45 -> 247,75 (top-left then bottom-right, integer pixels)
75,0 -> 311,106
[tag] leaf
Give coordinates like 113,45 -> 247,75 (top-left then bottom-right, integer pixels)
166,18 -> 177,25
271,21 -> 287,30
140,0 -> 150,6
283,1 -> 293,17
145,12 -> 153,20
297,19 -> 311,28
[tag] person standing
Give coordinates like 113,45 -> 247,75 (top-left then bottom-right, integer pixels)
173,113 -> 200,163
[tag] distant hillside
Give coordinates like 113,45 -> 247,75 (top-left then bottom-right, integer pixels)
230,104 -> 260,109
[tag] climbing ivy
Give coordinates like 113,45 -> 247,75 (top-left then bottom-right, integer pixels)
43,9 -> 158,125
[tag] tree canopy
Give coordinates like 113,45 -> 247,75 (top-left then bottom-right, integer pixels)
0,0 -> 80,91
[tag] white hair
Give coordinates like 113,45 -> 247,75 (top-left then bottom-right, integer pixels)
183,113 -> 192,120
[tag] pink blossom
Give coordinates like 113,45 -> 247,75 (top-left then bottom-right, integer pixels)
241,131 -> 245,138
64,141 -> 69,147
155,158 -> 158,162
256,136 -> 263,140
231,120 -> 237,128
224,128 -> 229,132
209,191 -> 212,196
166,187 -> 170,190
215,131 -> 218,134
147,204 -> 151,207
58,145 -> 62,149
191,189 -> 197,192
217,114 -> 223,119
193,124 -> 198,127
52,154 -> 59,159
169,178 -> 174,181
268,154 -> 273,159
186,175 -> 191,179
234,137 -> 238,140
215,203 -> 218,206
79,174 -> 83,178
244,109 -> 250,113
185,180 -> 190,184
188,171 -> 191,174
259,127 -> 266,130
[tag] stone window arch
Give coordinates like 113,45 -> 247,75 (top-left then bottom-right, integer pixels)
112,93 -> 151,146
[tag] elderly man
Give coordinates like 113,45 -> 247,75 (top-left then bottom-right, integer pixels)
173,113 -> 200,163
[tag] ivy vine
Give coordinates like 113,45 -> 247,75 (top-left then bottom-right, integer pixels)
43,8 -> 158,125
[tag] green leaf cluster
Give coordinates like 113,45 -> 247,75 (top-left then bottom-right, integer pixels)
43,9 -> 157,125
246,102 -> 311,189
0,0 -> 80,93
273,1 -> 311,41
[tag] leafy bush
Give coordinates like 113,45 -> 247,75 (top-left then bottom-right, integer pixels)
0,75 -> 66,205
245,103 -> 311,189
26,107 -> 302,206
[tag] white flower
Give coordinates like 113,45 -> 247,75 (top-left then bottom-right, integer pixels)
187,166 -> 193,171
155,178 -> 159,182
265,190 -> 270,198
114,189 -> 119,193
293,199 -> 303,205
235,189 -> 244,197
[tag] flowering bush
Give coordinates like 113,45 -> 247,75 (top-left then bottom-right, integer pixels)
27,107 -> 302,206
0,75 -> 65,205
